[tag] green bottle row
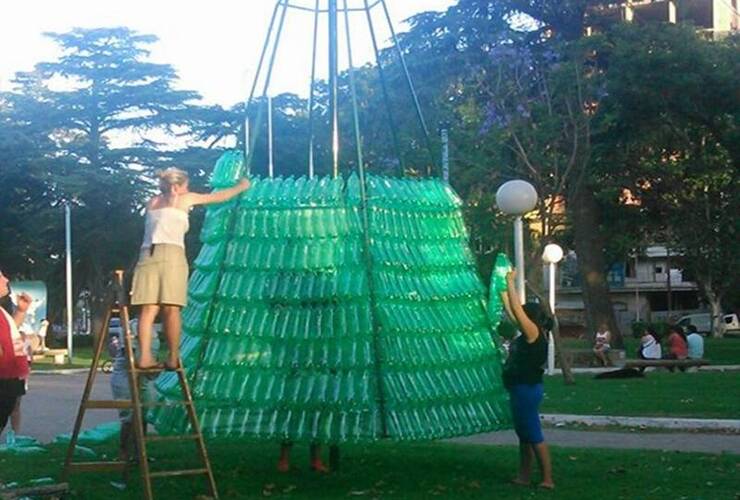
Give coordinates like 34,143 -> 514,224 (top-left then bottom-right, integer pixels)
372,268 -> 485,301
206,302 -> 374,340
375,299 -> 488,334
222,239 -> 365,271
367,207 -> 468,240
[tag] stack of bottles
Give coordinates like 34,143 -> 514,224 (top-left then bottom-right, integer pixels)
151,151 -> 510,443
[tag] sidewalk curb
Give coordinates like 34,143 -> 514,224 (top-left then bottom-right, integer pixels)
545,364 -> 740,375
33,368 -> 91,376
542,413 -> 740,432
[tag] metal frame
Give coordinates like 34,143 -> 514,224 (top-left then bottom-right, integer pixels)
242,0 -> 438,179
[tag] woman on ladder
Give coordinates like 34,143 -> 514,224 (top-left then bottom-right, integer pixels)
132,168 -> 250,370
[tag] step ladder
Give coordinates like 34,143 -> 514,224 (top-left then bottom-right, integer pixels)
62,271 -> 218,500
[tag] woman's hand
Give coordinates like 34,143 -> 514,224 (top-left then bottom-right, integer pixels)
16,293 -> 32,313
506,270 -> 516,284
238,178 -> 251,190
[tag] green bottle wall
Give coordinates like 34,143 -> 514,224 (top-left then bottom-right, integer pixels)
151,151 -> 511,443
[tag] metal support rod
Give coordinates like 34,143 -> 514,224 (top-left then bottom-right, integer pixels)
342,0 -> 365,172
246,1 -> 290,172
364,0 -> 405,176
268,95 -> 274,178
65,202 -> 73,360
243,1 -> 282,172
513,216 -> 526,304
440,127 -> 449,183
328,0 -> 340,177
379,0 -> 437,176
306,0 -> 321,178
343,0 -> 387,439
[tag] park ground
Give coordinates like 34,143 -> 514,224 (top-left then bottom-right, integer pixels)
4,337 -> 739,498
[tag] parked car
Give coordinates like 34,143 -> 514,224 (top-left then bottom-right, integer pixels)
677,312 -> 740,336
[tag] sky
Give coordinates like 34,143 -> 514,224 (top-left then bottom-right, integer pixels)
0,0 -> 456,107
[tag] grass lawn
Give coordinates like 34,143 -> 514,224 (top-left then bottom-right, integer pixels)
542,371 -> 740,419
1,439 -> 737,499
560,336 -> 740,365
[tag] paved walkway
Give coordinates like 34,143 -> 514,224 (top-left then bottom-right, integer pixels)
452,429 -> 740,454
8,373 -> 740,455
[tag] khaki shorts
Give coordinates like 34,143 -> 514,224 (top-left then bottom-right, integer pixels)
131,244 -> 189,307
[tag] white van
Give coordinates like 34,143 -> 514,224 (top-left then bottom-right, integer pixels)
677,312 -> 740,335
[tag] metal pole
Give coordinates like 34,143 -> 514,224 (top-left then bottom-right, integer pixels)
547,262 -> 556,375
306,0 -> 321,178
635,253 -> 640,322
328,0 -> 340,177
364,0 -> 405,176
65,202 -> 73,361
268,95 -> 274,178
440,127 -> 449,183
379,0 -> 437,176
513,216 -> 526,304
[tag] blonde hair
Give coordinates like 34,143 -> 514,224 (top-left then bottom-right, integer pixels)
157,168 -> 189,195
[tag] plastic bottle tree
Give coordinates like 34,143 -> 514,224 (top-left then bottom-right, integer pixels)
151,0 -> 512,442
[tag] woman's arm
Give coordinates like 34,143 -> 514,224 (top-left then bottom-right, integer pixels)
12,293 -> 31,328
187,178 -> 251,207
505,271 -> 540,343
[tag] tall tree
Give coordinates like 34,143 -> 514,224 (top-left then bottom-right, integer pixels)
2,27 -> 204,324
595,24 -> 740,336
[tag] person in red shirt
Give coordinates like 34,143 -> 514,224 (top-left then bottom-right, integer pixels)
665,325 -> 688,360
0,270 -> 31,435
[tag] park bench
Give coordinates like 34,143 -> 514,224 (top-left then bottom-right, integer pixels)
560,348 -> 626,367
623,358 -> 709,371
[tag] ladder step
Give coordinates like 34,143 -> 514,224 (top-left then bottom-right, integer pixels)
142,400 -> 192,408
145,434 -> 200,442
149,468 -> 208,479
134,366 -> 186,375
85,400 -> 132,409
68,461 -> 128,472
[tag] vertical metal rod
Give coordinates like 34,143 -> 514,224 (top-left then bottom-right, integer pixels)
268,95 -> 274,178
328,0 -> 340,177
440,127 -> 449,183
635,253 -> 640,322
379,0 -> 437,176
306,0 -> 321,178
342,0 -> 365,172
65,202 -> 73,360
364,0 -> 405,176
243,1 -> 282,172
247,1 -> 290,172
548,262 -> 556,375
343,0 -> 387,437
514,216 -> 526,305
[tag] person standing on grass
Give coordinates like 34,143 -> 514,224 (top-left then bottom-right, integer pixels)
499,270 -> 555,490
0,270 -> 31,440
131,168 -> 250,371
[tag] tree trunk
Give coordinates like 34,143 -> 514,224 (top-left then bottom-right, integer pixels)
570,188 -> 624,348
707,291 -> 724,339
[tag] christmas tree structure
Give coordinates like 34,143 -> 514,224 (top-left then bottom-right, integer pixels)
151,151 -> 511,443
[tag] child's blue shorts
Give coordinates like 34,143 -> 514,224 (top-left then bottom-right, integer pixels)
509,383 -> 545,444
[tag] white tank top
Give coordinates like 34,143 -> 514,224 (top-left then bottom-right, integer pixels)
141,207 -> 190,249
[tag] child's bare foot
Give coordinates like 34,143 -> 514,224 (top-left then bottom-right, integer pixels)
538,481 -> 555,490
510,478 -> 530,486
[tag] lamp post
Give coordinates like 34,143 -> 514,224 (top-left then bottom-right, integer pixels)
495,180 -> 538,304
542,243 -> 564,375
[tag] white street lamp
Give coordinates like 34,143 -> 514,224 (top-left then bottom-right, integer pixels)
542,243 -> 564,375
496,180 -> 538,303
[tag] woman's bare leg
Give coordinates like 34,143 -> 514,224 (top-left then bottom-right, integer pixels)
137,304 -> 160,368
310,443 -> 329,473
277,442 -> 291,472
161,305 -> 182,368
10,397 -> 21,434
